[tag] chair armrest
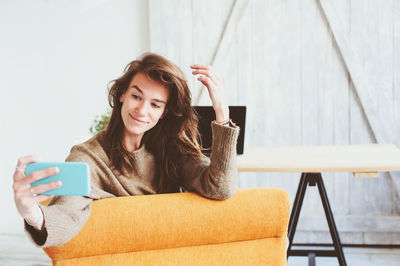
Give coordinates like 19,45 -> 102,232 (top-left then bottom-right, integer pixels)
44,188 -> 289,261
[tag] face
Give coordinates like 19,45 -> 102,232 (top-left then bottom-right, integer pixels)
120,72 -> 169,142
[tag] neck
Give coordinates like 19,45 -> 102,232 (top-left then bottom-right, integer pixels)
122,132 -> 144,152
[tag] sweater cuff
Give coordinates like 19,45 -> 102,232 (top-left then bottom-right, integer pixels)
23,206 -> 48,247
210,121 -> 240,171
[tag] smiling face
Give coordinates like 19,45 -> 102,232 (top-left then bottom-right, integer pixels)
119,72 -> 169,149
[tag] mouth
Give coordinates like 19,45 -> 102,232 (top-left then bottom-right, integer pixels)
129,114 -> 147,124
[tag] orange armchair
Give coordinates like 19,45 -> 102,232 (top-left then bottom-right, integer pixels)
43,188 -> 290,265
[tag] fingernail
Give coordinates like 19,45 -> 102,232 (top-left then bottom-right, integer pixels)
56,181 -> 62,186
54,167 -> 59,173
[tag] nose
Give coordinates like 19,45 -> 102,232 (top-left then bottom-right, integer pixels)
135,101 -> 147,116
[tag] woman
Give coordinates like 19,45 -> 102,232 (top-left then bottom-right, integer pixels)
12,53 -> 239,248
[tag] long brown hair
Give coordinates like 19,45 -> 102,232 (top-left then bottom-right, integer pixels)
104,53 -> 203,193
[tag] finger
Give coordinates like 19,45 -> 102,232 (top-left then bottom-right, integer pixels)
34,194 -> 53,203
21,167 -> 60,188
198,77 -> 219,95
30,180 -> 62,196
15,185 -> 53,204
16,155 -> 40,169
14,155 -> 40,181
191,67 -> 222,83
192,70 -> 213,79
190,64 -> 213,71
13,168 -> 26,182
197,75 -> 217,88
198,79 -> 208,87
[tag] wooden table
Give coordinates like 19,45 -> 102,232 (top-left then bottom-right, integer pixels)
237,144 -> 400,266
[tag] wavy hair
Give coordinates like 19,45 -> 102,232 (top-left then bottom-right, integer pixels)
103,53 -> 203,193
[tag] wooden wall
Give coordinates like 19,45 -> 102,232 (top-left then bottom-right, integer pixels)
149,0 -> 400,244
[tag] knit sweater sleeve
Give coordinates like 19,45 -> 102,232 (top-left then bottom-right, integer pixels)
24,195 -> 93,248
23,144 -> 103,248
179,121 -> 240,200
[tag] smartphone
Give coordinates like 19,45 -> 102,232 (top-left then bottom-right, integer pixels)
25,162 -> 91,196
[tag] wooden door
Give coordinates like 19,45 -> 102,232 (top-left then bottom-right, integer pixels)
149,0 -> 400,245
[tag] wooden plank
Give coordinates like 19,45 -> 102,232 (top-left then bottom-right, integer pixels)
263,0 -> 304,211
318,0 -> 336,207
346,0 -> 376,216
346,0 -> 375,145
192,0 -> 234,106
249,0 -> 268,148
393,0 -> 400,214
301,0 -> 321,147
364,232 -> 400,245
235,0 -> 254,188
376,0 -> 394,133
318,0 -> 399,216
300,0 -> 331,218
235,0 -> 253,114
194,0 -> 252,105
294,231 -> 364,245
350,0 -> 393,216
243,0 -> 270,189
294,231 -> 400,245
329,0 -> 351,217
318,0 -> 392,144
149,0 -> 193,89
373,0 -> 394,216
395,0 -> 400,149
297,215 -> 400,232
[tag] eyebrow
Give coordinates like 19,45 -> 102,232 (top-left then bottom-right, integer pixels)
131,85 -> 167,104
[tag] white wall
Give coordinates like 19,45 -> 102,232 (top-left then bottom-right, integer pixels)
0,0 -> 149,234
149,0 -> 400,245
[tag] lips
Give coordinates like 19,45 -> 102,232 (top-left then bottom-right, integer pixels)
129,114 -> 147,124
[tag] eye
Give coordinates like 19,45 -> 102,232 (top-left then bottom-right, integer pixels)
132,94 -> 141,100
151,103 -> 161,109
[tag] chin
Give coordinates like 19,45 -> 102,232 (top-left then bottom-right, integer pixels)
126,127 -> 146,136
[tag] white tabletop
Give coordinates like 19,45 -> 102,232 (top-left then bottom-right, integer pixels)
237,144 -> 400,177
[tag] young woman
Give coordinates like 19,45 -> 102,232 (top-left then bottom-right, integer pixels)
12,53 -> 239,248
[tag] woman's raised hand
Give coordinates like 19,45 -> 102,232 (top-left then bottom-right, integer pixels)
13,155 -> 61,228
191,64 -> 229,123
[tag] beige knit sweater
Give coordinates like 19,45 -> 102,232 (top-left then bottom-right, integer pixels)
24,121 -> 240,248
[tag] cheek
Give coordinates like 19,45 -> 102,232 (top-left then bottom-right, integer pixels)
150,109 -> 164,123
120,102 -> 127,116
120,102 -> 132,123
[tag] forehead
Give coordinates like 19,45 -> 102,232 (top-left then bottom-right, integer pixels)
128,72 -> 169,99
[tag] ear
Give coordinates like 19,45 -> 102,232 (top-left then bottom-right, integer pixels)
120,93 -> 125,103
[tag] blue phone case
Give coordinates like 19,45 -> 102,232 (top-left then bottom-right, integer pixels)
26,162 -> 90,196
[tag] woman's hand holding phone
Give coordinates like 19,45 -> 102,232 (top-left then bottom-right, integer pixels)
13,155 -> 62,230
